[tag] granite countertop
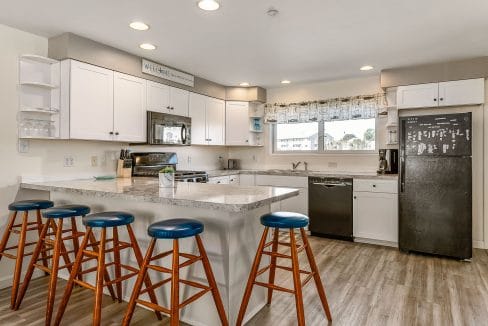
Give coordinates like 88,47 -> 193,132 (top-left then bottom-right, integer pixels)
207,169 -> 398,180
21,178 -> 299,213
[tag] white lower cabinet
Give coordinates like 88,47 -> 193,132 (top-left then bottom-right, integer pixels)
255,175 -> 308,215
353,179 -> 398,245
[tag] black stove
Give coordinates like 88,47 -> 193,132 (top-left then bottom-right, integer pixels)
130,152 -> 208,183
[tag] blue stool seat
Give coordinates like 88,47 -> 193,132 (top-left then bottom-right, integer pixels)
82,211 -> 134,228
8,200 -> 54,211
260,212 -> 309,229
148,218 -> 204,239
43,205 -> 91,219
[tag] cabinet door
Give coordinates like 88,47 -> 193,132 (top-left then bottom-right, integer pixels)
189,92 -> 207,145
226,101 -> 250,145
206,98 -> 225,145
280,188 -> 308,215
113,72 -> 147,142
438,78 -> 485,107
146,81 -> 170,113
397,83 -> 439,109
169,87 -> 189,117
69,60 -> 114,141
353,192 -> 398,243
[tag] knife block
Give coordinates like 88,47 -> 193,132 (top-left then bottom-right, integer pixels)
116,159 -> 132,178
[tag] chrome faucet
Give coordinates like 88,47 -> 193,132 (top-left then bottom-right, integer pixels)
292,161 -> 301,170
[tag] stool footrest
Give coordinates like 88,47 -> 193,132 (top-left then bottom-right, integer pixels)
139,278 -> 172,295
262,250 -> 291,259
147,264 -> 172,274
105,271 -> 139,286
254,281 -> 295,294
149,249 -> 173,262
180,287 -> 211,308
136,299 -> 171,314
73,278 -> 96,291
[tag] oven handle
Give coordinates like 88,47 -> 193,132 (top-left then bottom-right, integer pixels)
181,124 -> 187,144
311,182 -> 348,187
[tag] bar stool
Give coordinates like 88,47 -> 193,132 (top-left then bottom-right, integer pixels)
54,211 -> 162,326
122,218 -> 228,326
0,199 -> 53,308
236,212 -> 332,326
13,204 -> 90,325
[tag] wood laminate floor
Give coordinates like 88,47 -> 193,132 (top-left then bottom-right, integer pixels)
1,236 -> 487,326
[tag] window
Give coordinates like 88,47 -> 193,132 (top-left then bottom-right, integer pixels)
273,118 -> 375,153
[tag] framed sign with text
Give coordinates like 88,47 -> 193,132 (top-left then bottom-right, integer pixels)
142,59 -> 194,87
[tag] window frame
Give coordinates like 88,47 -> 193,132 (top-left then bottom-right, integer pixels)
272,119 -> 378,155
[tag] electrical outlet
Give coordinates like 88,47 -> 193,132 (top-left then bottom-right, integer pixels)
91,156 -> 98,167
64,155 -> 74,167
18,139 -> 29,153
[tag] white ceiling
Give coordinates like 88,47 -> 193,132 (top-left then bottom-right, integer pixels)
1,0 -> 488,87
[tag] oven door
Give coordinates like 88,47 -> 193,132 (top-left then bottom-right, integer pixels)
148,112 -> 191,145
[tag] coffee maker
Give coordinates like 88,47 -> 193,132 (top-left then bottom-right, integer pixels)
377,149 -> 398,174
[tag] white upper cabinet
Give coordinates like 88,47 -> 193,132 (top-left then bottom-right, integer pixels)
438,78 -> 485,107
146,81 -> 189,116
397,83 -> 439,109
113,72 -> 147,142
169,87 -> 189,117
189,92 -> 207,145
146,81 -> 170,113
397,78 -> 485,109
226,101 -> 250,145
69,60 -> 114,141
189,93 -> 225,146
206,98 -> 225,145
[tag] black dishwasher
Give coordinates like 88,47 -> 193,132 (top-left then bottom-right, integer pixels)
308,177 -> 353,241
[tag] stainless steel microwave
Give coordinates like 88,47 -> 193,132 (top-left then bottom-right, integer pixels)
147,111 -> 191,145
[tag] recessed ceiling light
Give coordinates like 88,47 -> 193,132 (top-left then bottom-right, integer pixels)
198,0 -> 220,11
240,82 -> 250,87
281,80 -> 291,84
139,43 -> 156,50
129,21 -> 149,31
360,65 -> 374,71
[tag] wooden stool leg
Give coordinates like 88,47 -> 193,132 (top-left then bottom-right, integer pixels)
54,227 -> 93,326
93,227 -> 107,326
48,219 -> 73,276
11,211 -> 29,308
290,229 -> 305,326
70,217 -> 83,281
45,218 -> 64,326
170,239 -> 180,326
267,228 -> 279,305
126,225 -> 162,320
88,231 -> 117,301
36,209 -> 50,274
236,227 -> 270,326
14,220 -> 50,310
0,211 -> 17,263
113,227 -> 122,303
300,228 -> 332,321
195,235 -> 229,326
122,238 -> 156,326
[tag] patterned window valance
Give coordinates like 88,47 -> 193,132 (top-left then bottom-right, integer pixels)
264,93 -> 386,124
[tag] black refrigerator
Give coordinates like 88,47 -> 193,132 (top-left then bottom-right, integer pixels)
399,112 -> 472,259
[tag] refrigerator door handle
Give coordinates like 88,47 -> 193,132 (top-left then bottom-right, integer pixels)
400,156 -> 405,192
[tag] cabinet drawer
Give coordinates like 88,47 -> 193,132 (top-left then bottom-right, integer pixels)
353,179 -> 398,194
255,175 -> 308,188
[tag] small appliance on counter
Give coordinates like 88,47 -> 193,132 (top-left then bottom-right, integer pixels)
377,149 -> 398,174
131,152 -> 208,182
227,159 -> 240,170
147,111 -> 191,145
117,149 -> 132,178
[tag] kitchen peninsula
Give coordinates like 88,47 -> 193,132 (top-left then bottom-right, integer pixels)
20,178 -> 299,325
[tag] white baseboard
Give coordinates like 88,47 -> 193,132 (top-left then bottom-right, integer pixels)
473,240 -> 486,249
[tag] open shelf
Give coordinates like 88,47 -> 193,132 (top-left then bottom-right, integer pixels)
20,81 -> 58,89
20,54 -> 58,65
20,107 -> 59,114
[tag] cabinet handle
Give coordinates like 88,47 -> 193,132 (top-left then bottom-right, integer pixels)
115,132 -> 119,136
439,97 -> 444,101
372,184 -> 376,187
109,131 -> 114,135
354,196 -> 357,199
433,98 -> 437,101
171,107 -> 175,110
166,106 -> 170,110
245,140 -> 249,143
